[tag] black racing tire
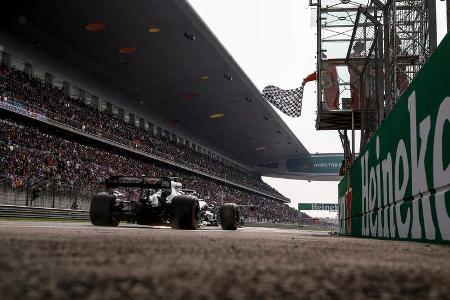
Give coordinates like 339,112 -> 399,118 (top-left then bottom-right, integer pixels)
90,193 -> 120,226
220,203 -> 239,230
171,195 -> 200,230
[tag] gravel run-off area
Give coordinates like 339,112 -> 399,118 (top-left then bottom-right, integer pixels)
0,221 -> 450,300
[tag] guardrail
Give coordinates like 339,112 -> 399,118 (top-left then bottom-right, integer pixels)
0,204 -> 89,220
0,178 -> 92,210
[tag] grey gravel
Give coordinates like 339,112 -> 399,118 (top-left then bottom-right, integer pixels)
0,221 -> 449,300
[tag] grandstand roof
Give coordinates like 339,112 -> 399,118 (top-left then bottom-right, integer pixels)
0,0 -> 309,168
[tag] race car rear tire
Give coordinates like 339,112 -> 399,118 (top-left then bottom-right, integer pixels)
172,195 -> 200,230
90,193 -> 120,226
220,203 -> 239,230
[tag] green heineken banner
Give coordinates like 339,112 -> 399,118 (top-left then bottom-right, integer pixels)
338,33 -> 450,244
299,203 -> 338,211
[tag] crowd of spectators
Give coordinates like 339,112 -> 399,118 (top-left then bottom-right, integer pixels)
0,119 -> 299,223
0,64 -> 288,201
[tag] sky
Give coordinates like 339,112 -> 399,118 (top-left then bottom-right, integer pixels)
188,0 -> 448,216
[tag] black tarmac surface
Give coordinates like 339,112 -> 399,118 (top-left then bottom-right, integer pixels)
0,221 -> 449,299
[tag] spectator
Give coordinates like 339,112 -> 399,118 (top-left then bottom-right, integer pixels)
348,41 -> 365,110
0,118 -> 299,223
303,53 -> 340,110
0,64 -> 289,201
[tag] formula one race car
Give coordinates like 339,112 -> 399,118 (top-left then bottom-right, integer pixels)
89,176 -> 240,230
176,189 -> 219,226
199,199 -> 220,226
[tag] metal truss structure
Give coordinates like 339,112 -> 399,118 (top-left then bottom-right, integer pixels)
310,0 -> 437,171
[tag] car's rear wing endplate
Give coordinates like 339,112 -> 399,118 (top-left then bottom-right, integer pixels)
105,176 -> 171,189
181,189 -> 196,194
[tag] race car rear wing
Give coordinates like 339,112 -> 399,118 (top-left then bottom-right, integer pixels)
105,176 -> 171,189
181,189 -> 196,194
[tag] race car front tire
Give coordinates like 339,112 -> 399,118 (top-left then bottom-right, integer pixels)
220,203 -> 239,230
90,193 -> 120,226
171,195 -> 200,230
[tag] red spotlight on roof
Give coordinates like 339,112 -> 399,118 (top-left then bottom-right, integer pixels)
181,93 -> 198,100
118,47 -> 136,54
85,22 -> 107,32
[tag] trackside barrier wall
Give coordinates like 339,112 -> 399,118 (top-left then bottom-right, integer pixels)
338,33 -> 450,244
0,178 -> 92,210
0,204 -> 89,220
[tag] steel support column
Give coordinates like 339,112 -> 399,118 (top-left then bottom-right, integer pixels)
428,0 -> 437,51
447,0 -> 450,32
316,0 -> 322,116
376,25 -> 385,125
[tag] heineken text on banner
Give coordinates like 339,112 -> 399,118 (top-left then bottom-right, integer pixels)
338,33 -> 450,243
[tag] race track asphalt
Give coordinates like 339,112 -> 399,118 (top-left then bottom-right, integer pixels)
0,221 -> 449,300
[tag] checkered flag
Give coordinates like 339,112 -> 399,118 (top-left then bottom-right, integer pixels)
262,85 -> 304,117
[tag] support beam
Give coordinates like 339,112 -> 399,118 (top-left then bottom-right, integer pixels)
129,113 -> 136,126
383,0 -> 393,112
316,0 -> 322,116
24,63 -> 33,77
106,102 -> 113,114
118,108 -> 124,121
447,0 -> 450,32
90,96 -> 100,111
62,81 -> 70,97
376,24 -> 385,125
44,72 -> 53,86
1,52 -> 11,67
352,111 -> 355,161
428,0 -> 437,51
78,89 -> 86,103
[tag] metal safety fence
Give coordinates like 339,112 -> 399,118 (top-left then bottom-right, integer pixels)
0,176 -> 94,210
0,204 -> 89,220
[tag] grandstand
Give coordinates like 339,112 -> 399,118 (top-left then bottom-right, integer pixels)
0,0 -> 317,223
